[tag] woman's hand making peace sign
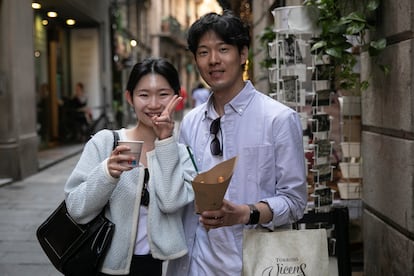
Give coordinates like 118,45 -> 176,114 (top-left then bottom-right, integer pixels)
151,95 -> 182,140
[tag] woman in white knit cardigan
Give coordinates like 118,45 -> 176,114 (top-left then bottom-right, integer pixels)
64,58 -> 196,275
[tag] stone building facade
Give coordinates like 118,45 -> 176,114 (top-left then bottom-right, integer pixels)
251,1 -> 414,274
361,0 -> 414,274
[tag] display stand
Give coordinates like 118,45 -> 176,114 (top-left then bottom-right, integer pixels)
309,110 -> 335,211
269,5 -> 339,211
308,25 -> 337,213
270,5 -> 362,274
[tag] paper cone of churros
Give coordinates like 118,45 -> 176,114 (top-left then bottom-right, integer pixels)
192,156 -> 237,213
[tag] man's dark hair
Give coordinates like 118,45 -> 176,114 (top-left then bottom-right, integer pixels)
187,10 -> 251,55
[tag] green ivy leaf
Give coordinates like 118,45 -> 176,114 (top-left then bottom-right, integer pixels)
346,22 -> 366,35
367,0 -> 380,11
379,64 -> 390,75
370,38 -> 387,50
369,39 -> 387,56
311,40 -> 327,51
360,81 -> 369,91
326,47 -> 343,58
344,12 -> 366,23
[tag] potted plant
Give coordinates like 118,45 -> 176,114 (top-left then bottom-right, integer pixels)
304,0 -> 388,93
302,0 -> 389,200
259,26 -> 276,71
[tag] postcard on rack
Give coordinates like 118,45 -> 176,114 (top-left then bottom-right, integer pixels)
192,156 -> 238,214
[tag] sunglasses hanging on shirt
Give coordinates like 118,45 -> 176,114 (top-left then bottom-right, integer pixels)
210,117 -> 223,156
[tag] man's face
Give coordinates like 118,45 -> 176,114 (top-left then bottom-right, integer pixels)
194,31 -> 247,94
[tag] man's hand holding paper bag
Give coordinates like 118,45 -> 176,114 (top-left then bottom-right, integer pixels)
191,157 -> 238,230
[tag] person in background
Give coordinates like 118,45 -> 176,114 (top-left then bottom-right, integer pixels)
166,11 -> 307,275
68,82 -> 92,141
64,58 -> 196,276
191,82 -> 210,107
174,86 -> 187,121
36,83 -> 49,142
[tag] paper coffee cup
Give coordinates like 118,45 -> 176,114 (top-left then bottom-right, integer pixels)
117,140 -> 144,167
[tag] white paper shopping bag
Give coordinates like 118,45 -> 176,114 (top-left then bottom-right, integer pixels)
243,228 -> 329,276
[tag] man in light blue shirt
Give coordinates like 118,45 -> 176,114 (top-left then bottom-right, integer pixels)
166,11 -> 307,276
192,82 -> 211,107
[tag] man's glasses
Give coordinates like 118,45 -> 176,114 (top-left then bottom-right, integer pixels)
210,117 -> 222,156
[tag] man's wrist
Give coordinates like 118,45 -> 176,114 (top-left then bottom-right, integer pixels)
245,204 -> 260,225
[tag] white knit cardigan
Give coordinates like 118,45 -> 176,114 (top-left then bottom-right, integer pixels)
64,129 -> 196,275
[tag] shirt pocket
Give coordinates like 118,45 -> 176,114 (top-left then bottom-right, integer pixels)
233,145 -> 275,201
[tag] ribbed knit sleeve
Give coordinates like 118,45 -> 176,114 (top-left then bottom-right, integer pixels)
147,137 -> 197,260
64,129 -> 119,223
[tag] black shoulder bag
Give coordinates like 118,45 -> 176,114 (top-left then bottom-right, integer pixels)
36,131 -> 119,276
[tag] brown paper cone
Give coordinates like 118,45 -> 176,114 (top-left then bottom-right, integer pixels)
192,156 -> 237,213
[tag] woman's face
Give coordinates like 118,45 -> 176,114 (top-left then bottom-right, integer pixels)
127,73 -> 175,127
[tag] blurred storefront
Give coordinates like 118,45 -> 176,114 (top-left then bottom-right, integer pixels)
0,0 -> 113,181
0,0 -> 221,181
32,0 -> 113,147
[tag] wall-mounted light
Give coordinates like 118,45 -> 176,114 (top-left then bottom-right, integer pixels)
130,39 -> 137,47
32,2 -> 41,9
47,11 -> 58,18
34,50 -> 41,58
66,19 -> 76,26
42,19 -> 48,26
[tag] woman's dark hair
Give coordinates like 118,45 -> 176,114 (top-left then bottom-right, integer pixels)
187,10 -> 251,55
126,58 -> 180,96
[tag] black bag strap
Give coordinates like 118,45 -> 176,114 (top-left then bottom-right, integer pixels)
100,131 -> 119,215
112,130 -> 119,150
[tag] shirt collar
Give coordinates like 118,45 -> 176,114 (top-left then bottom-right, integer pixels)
203,80 -> 256,120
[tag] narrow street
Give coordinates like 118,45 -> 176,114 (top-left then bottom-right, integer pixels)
0,152 -> 81,276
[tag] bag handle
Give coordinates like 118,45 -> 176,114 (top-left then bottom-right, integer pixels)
99,130 -> 119,215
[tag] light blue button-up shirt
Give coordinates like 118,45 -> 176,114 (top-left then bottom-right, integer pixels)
167,81 -> 307,276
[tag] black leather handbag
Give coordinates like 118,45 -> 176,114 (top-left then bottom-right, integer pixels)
36,131 -> 119,275
36,201 -> 114,275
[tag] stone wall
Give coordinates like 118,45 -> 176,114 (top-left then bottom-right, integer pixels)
0,0 -> 38,180
361,0 -> 414,274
